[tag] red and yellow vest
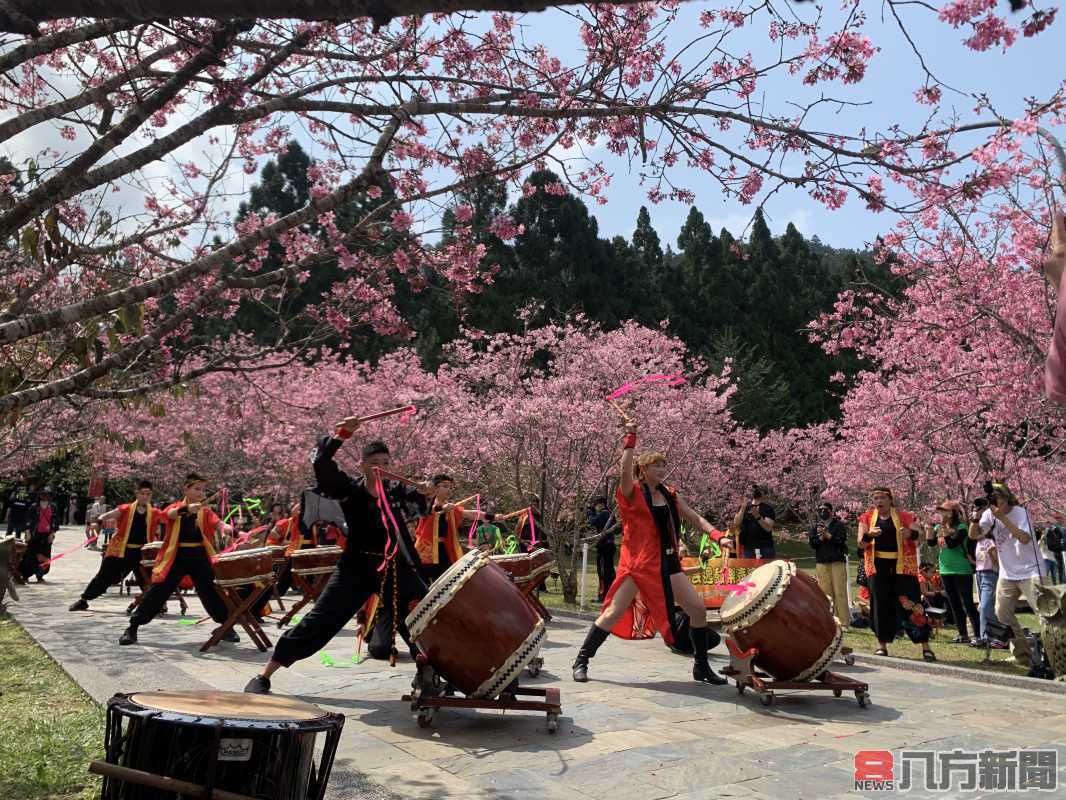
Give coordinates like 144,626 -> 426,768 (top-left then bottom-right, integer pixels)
414,504 -> 464,566
274,514 -> 316,557
151,502 -> 220,583
105,502 -> 163,558
859,506 -> 919,578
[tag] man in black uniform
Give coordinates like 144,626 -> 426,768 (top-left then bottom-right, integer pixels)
244,416 -> 433,694
5,478 -> 34,540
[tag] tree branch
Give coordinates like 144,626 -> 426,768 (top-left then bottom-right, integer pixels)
1,0 -> 652,34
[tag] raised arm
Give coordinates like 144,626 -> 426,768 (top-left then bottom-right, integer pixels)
313,416 -> 367,501
97,507 -> 121,526
619,420 -> 638,499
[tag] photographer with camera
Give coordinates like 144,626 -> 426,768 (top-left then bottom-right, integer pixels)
807,501 -> 849,627
968,481 -> 1043,667
732,485 -> 776,559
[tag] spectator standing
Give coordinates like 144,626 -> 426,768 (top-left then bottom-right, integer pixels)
86,496 -> 107,549
5,478 -> 34,540
969,482 -> 1043,667
972,535 -> 1003,647
66,494 -> 79,526
1046,514 -> 1066,582
858,487 -> 935,661
733,485 -> 776,559
925,501 -> 981,643
1037,525 -> 1063,585
19,487 -> 60,582
807,501 -> 849,627
587,497 -> 615,602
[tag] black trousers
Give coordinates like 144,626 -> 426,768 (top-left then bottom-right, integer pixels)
596,545 -> 616,601
6,514 -> 28,539
130,557 -> 229,626
942,572 -> 981,638
273,556 -> 426,668
869,558 -> 924,644
82,551 -> 145,601
366,565 -> 422,660
19,532 -> 52,579
276,561 -> 294,597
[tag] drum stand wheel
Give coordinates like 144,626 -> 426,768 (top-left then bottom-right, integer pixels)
722,637 -> 870,708
840,646 -> 856,667
526,655 -> 544,678
402,655 -> 563,733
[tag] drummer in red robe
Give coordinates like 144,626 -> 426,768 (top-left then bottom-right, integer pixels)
572,420 -> 733,685
69,480 -> 163,611
119,473 -> 236,646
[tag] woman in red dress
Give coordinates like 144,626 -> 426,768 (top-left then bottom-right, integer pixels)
572,420 -> 733,685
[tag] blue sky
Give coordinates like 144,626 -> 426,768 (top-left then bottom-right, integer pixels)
517,2 -> 1063,250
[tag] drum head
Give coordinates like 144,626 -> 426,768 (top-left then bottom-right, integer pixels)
129,691 -> 328,722
718,560 -> 792,625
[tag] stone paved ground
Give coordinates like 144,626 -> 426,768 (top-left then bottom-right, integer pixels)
7,529 -> 1066,800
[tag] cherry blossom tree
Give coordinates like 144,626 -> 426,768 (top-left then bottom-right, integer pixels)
2,1 -> 1059,423
811,130 -> 1066,521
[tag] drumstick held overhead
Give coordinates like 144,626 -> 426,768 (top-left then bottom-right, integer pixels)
357,405 -> 418,424
606,399 -> 633,422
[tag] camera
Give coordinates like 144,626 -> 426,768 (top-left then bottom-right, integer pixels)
973,480 -> 997,509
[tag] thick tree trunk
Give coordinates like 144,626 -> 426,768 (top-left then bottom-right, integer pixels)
561,567 -> 578,605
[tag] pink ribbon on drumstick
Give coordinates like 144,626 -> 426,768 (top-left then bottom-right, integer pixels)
39,533 -> 99,568
607,373 -> 686,401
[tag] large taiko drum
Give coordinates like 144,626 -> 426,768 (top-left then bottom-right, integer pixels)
99,690 -> 344,799
489,547 -> 555,588
290,545 -> 341,576
406,549 -> 546,699
213,547 -> 276,587
719,560 -> 842,682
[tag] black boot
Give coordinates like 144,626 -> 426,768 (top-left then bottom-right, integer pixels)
572,625 -> 609,682
690,626 -> 727,685
119,624 -> 139,646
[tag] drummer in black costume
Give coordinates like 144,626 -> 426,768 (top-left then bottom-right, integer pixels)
245,416 -> 434,694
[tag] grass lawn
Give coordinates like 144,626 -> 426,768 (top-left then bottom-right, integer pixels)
0,612 -> 103,800
534,539 -> 1043,678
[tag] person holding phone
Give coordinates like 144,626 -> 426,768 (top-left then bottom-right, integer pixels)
732,485 -> 776,559
807,502 -> 849,627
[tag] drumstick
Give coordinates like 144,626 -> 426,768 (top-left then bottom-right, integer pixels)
454,494 -> 478,507
358,405 -> 418,424
606,398 -> 633,422
89,761 -> 259,800
494,507 -> 531,522
371,467 -> 420,487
